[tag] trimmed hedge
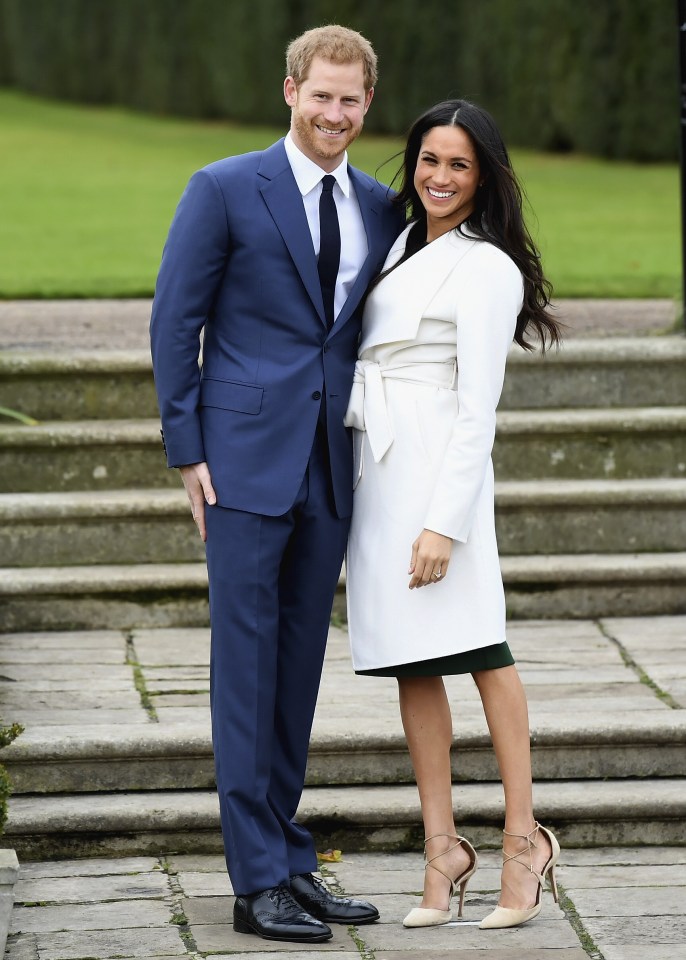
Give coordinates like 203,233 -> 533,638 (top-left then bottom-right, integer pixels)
0,0 -> 678,160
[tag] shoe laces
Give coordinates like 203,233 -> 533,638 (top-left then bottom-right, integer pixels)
269,885 -> 302,911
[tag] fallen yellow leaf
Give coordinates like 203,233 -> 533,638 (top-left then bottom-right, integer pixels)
317,849 -> 343,862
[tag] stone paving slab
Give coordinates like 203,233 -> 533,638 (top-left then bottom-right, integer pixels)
207,955 -> 360,960
0,630 -> 127,648
582,915 -> 686,944
601,949 -> 682,960
8,617 -> 681,747
5,849 -> 686,959
569,886 -> 685,918
153,694 -> 210,708
560,863 -> 686,887
559,847 -> 686,866
361,918 -> 578,951
0,664 -> 132,681
18,857 -> 160,879
3,709 -> 149,727
190,922 -> 353,953
175,873 -> 232,897
0,648 -> 124,665
14,872 -> 170,904
375,953 -> 588,960
18,928 -> 186,959
206,955 -> 362,960
0,679 -> 134,692
0,692 -> 142,709
10,898 -> 172,932
166,855 -> 226,873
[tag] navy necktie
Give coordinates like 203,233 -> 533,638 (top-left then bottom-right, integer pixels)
317,175 -> 340,330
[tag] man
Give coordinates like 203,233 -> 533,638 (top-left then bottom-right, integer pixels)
150,25 -> 403,944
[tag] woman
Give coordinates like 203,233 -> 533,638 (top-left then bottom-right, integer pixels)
344,100 -> 563,930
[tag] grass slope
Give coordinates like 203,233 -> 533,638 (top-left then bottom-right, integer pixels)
0,90 -> 680,299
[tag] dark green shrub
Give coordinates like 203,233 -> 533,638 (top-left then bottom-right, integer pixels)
0,0 -> 678,160
0,721 -> 22,835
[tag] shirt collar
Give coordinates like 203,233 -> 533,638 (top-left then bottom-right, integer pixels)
284,133 -> 351,198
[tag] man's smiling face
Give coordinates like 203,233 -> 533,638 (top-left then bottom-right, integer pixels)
284,56 -> 373,172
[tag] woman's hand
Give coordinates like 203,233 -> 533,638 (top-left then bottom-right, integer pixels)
409,530 -> 453,589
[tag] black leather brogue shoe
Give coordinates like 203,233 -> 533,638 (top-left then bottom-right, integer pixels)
290,872 -> 380,924
233,884 -> 332,942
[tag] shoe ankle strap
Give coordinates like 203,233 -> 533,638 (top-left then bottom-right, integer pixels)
503,822 -> 540,845
501,822 -> 543,880
424,833 -> 460,846
423,834 -> 464,867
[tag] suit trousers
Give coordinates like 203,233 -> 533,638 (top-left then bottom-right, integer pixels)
205,424 -> 350,895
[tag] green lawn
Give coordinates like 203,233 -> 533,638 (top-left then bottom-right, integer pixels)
0,89 -> 680,299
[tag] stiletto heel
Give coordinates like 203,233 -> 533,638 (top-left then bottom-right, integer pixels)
479,823 -> 560,929
403,834 -> 478,928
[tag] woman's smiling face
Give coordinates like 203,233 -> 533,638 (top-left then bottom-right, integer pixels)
414,124 -> 481,240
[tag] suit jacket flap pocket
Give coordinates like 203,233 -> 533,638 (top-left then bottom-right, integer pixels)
200,378 -> 263,414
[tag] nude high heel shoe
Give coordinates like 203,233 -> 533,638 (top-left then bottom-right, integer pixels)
403,834 -> 479,928
479,823 -> 560,929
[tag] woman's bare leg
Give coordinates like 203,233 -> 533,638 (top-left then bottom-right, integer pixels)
472,665 -> 552,909
398,675 -> 471,909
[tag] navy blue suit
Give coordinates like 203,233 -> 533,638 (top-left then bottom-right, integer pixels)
151,139 -> 402,894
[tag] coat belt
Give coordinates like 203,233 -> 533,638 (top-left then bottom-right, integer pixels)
344,359 -> 456,464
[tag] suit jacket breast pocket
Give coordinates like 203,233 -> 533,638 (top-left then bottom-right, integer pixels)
200,377 -> 264,414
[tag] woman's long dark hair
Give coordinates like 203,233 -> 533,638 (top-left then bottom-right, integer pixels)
391,99 -> 561,351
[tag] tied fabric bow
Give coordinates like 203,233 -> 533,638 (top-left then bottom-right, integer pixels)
343,360 -> 394,463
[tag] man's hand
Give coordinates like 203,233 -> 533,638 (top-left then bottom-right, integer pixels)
179,462 -> 216,542
408,529 -> 452,589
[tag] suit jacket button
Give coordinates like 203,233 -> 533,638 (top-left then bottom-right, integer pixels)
312,391 -> 322,400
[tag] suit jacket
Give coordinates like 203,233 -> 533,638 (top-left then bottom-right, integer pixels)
150,138 -> 403,518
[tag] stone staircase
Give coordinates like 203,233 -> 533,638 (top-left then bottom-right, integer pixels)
1,326 -> 685,858
1,337 -> 685,627
1,620 -> 685,860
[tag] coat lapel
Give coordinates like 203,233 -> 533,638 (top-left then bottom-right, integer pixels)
258,140 -> 327,324
359,227 -> 479,353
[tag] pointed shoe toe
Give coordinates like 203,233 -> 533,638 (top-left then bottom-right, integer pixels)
403,906 -> 452,928
479,902 -> 542,929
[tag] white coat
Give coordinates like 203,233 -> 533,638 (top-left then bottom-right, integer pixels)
344,224 -> 523,672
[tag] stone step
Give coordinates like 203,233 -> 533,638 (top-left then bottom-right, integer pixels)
1,553 -> 685,630
0,352 -> 157,422
2,479 -> 686,567
3,714 -> 685,795
0,489 -> 203,566
2,408 -> 685,493
494,407 -> 686,481
496,478 -> 686,554
3,779 -> 684,859
0,420 -> 174,493
501,336 -> 686,409
2,338 -> 684,420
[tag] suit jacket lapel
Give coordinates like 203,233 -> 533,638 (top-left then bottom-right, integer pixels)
258,140 -> 327,324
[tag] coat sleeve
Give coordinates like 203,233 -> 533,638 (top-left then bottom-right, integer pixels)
150,169 -> 231,467
423,244 -> 523,542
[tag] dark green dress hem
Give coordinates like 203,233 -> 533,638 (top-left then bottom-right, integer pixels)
355,641 -> 514,677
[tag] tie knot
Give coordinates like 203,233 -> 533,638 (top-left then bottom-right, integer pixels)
321,174 -> 336,193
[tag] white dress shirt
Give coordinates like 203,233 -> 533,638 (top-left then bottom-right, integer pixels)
284,133 -> 368,323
